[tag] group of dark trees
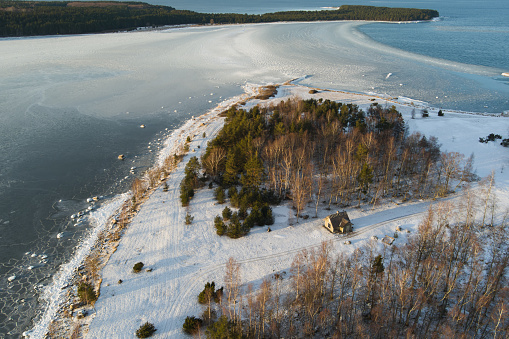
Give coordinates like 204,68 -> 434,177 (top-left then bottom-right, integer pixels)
202,98 -> 474,230
180,156 -> 201,207
0,2 -> 439,37
186,183 -> 508,337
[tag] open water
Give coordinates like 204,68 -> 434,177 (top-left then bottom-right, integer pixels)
0,0 -> 508,337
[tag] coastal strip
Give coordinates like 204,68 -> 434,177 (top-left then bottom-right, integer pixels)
24,84 -> 260,338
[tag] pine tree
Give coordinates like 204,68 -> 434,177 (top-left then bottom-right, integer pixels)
357,163 -> 373,193
241,154 -> 264,188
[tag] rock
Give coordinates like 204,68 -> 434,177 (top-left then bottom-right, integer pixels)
344,240 -> 351,245
118,154 -> 125,160
76,309 -> 88,319
140,124 -> 145,128
267,227 -> 271,232
8,275 -> 16,282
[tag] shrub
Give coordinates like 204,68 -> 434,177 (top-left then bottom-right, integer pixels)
438,109 -> 444,116
421,109 -> 429,118
163,182 -> 168,192
214,216 -> 225,236
203,132 -> 206,138
136,322 -> 156,338
185,213 -> 194,225
487,133 -> 502,141
133,262 -> 144,273
77,282 -> 97,305
215,187 -> 225,204
183,316 -> 202,335
238,206 -> 248,220
198,282 -> 216,304
222,207 -> 232,221
243,215 -> 255,229
228,187 -> 239,206
205,316 -> 238,338
186,136 -> 191,143
180,187 -> 194,207
226,213 -> 248,239
502,138 -> 509,147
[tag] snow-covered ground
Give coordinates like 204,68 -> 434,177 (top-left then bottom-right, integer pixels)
73,84 -> 509,338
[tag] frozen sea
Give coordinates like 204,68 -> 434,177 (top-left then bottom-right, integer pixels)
0,0 -> 508,337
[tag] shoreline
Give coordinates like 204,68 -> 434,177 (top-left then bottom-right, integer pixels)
26,82 -> 508,338
24,84 -> 257,338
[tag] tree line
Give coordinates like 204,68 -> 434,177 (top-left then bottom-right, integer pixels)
185,179 -> 509,337
0,2 -> 439,37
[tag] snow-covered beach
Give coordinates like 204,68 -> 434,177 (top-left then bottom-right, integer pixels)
27,82 -> 509,337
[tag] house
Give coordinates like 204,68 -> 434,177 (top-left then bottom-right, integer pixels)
323,211 -> 353,234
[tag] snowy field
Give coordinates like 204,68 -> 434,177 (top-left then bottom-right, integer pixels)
68,84 -> 509,338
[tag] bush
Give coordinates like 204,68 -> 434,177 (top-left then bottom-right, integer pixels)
421,109 -> 429,118
438,109 -> 444,116
214,215 -> 225,236
180,187 -> 194,207
133,262 -> 144,273
215,187 -> 225,204
198,281 -> 216,304
228,186 -> 239,207
205,316 -> 238,338
238,206 -> 248,220
136,322 -> 156,338
77,282 -> 97,305
226,213 -> 248,239
185,213 -> 194,225
183,316 -> 202,335
222,207 -> 232,220
480,133 -> 503,144
186,136 -> 191,143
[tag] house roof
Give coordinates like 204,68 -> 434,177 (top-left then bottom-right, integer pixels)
325,211 -> 352,229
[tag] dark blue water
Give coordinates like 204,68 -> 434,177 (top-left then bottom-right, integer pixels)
360,1 -> 509,71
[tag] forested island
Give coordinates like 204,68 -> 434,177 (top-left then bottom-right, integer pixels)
0,2 -> 439,37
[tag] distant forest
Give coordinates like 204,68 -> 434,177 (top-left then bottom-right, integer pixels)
0,2 -> 439,37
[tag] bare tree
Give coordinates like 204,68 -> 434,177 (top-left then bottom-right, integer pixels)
224,257 -> 241,323
202,146 -> 226,180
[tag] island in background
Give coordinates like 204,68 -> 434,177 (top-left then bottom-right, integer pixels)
0,2 -> 439,37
